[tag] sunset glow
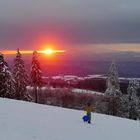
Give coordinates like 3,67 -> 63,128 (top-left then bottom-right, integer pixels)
38,49 -> 66,55
44,49 -> 53,54
1,49 -> 66,55
1,50 -> 33,55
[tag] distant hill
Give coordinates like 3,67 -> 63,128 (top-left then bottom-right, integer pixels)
6,54 -> 140,77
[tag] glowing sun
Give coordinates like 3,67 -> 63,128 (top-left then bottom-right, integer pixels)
44,49 -> 53,54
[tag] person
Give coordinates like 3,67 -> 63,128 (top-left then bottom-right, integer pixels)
84,102 -> 92,124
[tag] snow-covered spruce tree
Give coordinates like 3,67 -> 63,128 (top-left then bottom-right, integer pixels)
0,53 -> 15,98
138,97 -> 140,120
31,51 -> 43,103
13,49 -> 31,101
127,79 -> 139,120
105,62 -> 123,117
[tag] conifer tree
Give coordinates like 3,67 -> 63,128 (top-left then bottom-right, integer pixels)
13,49 -> 30,101
0,53 -> 15,98
127,79 -> 139,120
31,51 -> 43,103
105,62 -> 123,116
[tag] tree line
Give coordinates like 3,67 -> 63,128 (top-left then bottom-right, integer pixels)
0,50 -> 140,120
0,49 -> 43,102
105,62 -> 140,120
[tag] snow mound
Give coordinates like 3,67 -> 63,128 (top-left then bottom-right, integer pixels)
0,98 -> 140,140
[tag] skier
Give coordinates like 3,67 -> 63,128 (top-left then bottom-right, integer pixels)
84,102 -> 92,124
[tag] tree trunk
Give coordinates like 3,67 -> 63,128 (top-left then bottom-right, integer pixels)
35,86 -> 38,103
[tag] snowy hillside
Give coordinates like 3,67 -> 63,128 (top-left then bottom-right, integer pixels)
0,98 -> 140,140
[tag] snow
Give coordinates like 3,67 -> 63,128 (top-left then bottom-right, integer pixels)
26,86 -> 34,90
51,75 -> 79,81
51,75 -> 64,80
86,74 -> 105,79
26,86 -> 104,95
0,98 -> 140,140
72,88 -> 104,95
43,74 -> 140,84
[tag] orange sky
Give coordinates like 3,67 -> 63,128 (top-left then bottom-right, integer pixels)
1,43 -> 140,56
1,49 -> 66,55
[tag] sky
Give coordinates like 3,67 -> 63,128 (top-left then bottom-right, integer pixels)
0,0 -> 140,54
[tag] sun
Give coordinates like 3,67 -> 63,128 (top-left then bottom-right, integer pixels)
44,49 -> 53,54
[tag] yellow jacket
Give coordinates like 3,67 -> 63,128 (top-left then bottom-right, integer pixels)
84,106 -> 92,113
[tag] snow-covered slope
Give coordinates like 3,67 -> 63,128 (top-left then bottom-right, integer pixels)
0,98 -> 140,140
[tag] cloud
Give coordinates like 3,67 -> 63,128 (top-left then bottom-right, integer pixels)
0,0 -> 140,49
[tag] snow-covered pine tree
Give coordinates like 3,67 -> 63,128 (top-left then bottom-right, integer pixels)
0,53 -> 15,98
31,51 -> 43,103
105,62 -> 123,116
106,62 -> 120,94
127,79 -> 139,120
13,49 -> 31,101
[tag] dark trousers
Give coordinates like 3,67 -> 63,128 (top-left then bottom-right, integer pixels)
87,112 -> 91,123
